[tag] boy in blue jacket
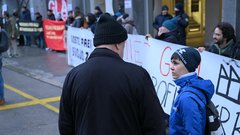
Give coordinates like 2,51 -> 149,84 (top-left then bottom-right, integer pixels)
170,47 -> 214,135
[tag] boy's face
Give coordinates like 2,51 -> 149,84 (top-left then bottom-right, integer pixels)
171,58 -> 189,79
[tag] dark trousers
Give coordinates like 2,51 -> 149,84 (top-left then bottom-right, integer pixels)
18,35 -> 25,46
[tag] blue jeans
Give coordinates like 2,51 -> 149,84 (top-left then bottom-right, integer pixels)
0,58 -> 4,99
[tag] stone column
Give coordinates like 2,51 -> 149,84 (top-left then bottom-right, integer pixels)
204,0 -> 221,46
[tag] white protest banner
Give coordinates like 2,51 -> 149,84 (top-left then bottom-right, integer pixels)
67,27 -> 94,67
123,35 -> 150,66
145,37 -> 239,134
67,33 -> 240,134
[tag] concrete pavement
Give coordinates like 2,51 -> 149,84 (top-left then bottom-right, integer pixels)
2,46 -> 73,88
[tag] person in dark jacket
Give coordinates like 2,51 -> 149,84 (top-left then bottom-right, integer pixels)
65,11 -> 74,30
0,24 -> 9,105
153,5 -> 173,31
94,6 -> 103,19
172,3 -> 189,45
170,47 -> 214,135
59,13 -> 166,135
21,6 -> 32,46
72,9 -> 83,28
199,22 -> 240,60
34,12 -> 45,49
86,13 -> 96,33
155,19 -> 180,44
47,9 -> 56,20
21,6 -> 31,21
146,19 -> 180,44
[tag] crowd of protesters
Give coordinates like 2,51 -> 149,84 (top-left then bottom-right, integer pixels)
1,0 -> 239,108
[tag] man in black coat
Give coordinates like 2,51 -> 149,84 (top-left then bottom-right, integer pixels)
59,13 -> 166,135
172,3 -> 189,45
153,5 -> 172,31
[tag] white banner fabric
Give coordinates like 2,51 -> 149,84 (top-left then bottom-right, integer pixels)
67,33 -> 240,134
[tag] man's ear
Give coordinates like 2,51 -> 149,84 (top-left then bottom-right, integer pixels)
115,44 -> 120,50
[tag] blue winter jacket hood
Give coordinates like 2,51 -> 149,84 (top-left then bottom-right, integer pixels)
175,73 -> 214,102
170,73 -> 214,135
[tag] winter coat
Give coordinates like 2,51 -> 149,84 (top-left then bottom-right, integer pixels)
172,13 -> 189,45
170,73 -> 214,135
88,22 -> 96,33
9,16 -> 19,39
122,16 -> 135,34
155,31 -> 180,44
59,48 -> 166,135
47,14 -> 56,20
72,16 -> 83,28
209,39 -> 240,60
21,10 -> 31,21
153,14 -> 173,30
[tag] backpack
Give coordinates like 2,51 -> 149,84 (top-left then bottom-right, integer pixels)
0,29 -> 9,53
183,91 -> 224,135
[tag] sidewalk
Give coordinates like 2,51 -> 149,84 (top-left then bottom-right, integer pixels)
2,46 -> 73,88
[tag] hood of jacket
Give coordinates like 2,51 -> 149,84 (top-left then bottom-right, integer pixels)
122,16 -> 135,26
174,73 -> 214,101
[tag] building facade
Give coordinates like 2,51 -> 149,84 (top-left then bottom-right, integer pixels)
1,0 -> 240,47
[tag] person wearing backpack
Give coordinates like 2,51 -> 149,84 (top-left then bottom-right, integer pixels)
0,23 -> 9,105
169,47 -> 214,135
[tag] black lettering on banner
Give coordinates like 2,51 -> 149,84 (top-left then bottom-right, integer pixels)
71,35 -> 80,45
220,106 -> 230,123
219,106 -> 229,134
72,47 -> 84,61
232,112 -> 240,135
216,64 -> 240,104
152,76 -> 178,107
81,38 -> 91,48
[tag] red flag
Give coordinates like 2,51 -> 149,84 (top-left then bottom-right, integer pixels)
43,20 -> 66,51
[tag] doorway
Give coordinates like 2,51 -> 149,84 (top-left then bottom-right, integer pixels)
161,0 -> 205,47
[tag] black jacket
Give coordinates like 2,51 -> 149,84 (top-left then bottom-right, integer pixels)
209,40 -> 240,60
47,14 -> 56,20
72,17 -> 83,28
155,31 -> 180,45
153,14 -> 173,30
59,48 -> 166,135
172,13 -> 189,45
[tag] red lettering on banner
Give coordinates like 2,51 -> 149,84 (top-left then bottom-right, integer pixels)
124,40 -> 132,61
124,40 -> 143,65
57,0 -> 62,12
133,40 -> 143,65
160,46 -> 172,76
134,49 -> 142,65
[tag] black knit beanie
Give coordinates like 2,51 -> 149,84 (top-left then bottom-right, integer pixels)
93,13 -> 128,47
171,47 -> 201,72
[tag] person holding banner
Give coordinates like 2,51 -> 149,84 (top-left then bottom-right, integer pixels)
169,47 -> 214,135
72,9 -> 83,28
199,22 -> 240,60
47,9 -> 56,20
146,19 -> 180,44
59,13 -> 166,135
